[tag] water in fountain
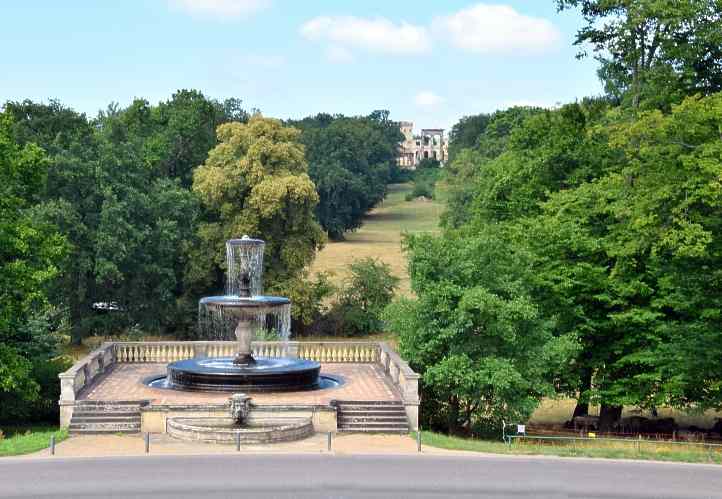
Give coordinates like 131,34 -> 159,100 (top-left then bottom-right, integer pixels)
198,236 -> 291,343
225,238 -> 264,297
152,235 -> 322,392
198,298 -> 291,342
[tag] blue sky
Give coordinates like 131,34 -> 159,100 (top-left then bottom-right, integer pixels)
1,1 -> 602,131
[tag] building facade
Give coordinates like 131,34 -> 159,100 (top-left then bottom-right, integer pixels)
397,121 -> 448,169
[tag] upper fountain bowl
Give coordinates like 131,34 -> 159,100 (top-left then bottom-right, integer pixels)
200,295 -> 290,309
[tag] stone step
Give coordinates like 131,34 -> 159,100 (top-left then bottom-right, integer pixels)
69,428 -> 140,435
74,406 -> 141,413
337,405 -> 406,412
69,422 -> 140,431
72,410 -> 140,417
71,415 -> 141,423
338,408 -> 407,415
339,420 -> 408,427
338,427 -> 409,434
339,416 -> 409,423
75,400 -> 143,405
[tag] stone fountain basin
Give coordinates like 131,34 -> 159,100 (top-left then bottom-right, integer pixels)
167,416 -> 314,444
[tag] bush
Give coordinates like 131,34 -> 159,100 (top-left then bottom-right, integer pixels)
406,161 -> 441,201
306,258 -> 399,337
0,356 -> 72,424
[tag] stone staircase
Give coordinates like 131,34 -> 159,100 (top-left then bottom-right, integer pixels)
336,400 -> 409,434
69,400 -> 142,435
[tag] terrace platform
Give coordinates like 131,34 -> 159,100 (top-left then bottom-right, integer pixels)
59,341 -> 420,435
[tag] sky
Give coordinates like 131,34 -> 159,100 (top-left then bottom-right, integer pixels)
0,1 -> 603,131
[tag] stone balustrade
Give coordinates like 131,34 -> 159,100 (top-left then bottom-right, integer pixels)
378,342 -> 420,429
58,342 -> 116,426
112,341 -> 379,364
59,340 -> 419,430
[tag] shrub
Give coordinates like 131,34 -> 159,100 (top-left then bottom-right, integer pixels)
305,258 -> 399,337
337,258 -> 399,336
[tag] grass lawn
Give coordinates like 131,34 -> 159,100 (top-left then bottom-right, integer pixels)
418,430 -> 722,465
0,426 -> 68,457
310,183 -> 444,296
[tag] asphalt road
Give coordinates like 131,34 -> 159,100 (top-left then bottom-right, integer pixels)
1,453 -> 721,499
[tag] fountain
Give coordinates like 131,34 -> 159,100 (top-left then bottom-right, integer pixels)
166,392 -> 315,444
164,236 -> 322,392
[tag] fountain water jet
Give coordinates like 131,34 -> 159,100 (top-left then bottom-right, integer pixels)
164,236 -> 322,392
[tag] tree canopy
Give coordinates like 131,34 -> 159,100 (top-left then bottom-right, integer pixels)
289,112 -> 403,239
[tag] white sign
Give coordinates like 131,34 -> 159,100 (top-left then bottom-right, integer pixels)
517,424 -> 526,434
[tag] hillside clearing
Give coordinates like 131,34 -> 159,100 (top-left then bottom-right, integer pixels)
310,183 -> 443,295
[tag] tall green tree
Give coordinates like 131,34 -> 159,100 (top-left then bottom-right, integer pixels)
5,99 -> 201,343
0,113 -> 66,415
557,0 -> 722,109
385,231 -> 577,435
290,112 -> 402,239
191,115 -> 325,318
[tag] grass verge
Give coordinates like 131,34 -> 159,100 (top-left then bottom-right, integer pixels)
417,430 -> 722,465
0,426 -> 68,457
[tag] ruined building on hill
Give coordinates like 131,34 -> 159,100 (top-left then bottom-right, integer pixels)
397,121 -> 448,169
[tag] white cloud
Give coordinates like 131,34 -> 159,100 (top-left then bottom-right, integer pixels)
300,16 -> 430,55
433,4 -> 560,54
325,46 -> 354,64
169,0 -> 270,18
415,91 -> 444,109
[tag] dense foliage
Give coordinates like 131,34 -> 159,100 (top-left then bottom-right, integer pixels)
289,111 -> 403,239
308,258 -> 399,337
385,232 -> 577,435
190,116 -> 326,323
0,87 -> 405,422
386,2 -> 722,435
0,113 -> 69,422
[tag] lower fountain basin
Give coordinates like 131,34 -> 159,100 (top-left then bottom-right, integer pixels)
165,356 -> 321,392
167,416 -> 314,444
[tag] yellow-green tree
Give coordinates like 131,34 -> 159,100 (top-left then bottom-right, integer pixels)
190,115 -> 325,304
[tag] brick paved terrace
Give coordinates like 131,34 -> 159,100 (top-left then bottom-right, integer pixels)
81,363 -> 400,405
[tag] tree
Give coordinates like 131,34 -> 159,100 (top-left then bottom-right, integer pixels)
518,93 -> 722,427
290,112 -> 402,239
191,115 -> 325,322
448,113 -> 490,162
556,0 -> 722,109
442,106 -> 554,228
335,258 -> 399,336
0,112 -> 67,416
385,231 -> 577,436
6,99 -> 201,343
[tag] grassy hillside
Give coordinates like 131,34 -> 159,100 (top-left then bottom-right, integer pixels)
310,183 -> 443,296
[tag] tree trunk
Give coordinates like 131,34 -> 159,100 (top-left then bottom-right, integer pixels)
572,369 -> 593,418
448,397 -> 461,435
598,404 -> 622,432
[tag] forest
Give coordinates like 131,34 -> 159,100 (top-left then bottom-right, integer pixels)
0,92 -> 401,422
385,0 -> 722,434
